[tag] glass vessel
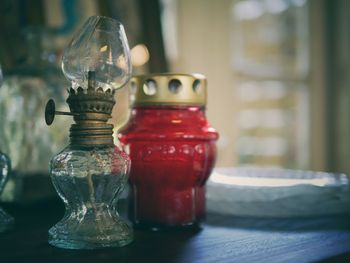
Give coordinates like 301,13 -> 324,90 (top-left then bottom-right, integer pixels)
0,27 -> 69,201
0,64 -> 14,232
119,74 -> 219,229
0,27 -> 69,173
49,145 -> 131,248
48,16 -> 133,249
0,151 -> 13,232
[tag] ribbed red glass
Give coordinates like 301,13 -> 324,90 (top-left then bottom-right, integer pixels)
119,105 -> 218,228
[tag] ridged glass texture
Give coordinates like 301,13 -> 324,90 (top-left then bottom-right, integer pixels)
119,105 -> 218,229
0,152 -> 13,232
48,145 -> 132,249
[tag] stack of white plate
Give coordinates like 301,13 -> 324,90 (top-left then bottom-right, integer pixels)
207,167 -> 350,217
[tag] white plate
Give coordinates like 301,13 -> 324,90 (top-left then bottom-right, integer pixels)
206,167 -> 350,217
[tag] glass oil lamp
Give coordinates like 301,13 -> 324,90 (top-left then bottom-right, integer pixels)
45,16 -> 133,249
119,73 -> 219,229
0,64 -> 14,232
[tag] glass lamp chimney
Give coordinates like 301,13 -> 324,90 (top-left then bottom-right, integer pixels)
62,16 -> 131,92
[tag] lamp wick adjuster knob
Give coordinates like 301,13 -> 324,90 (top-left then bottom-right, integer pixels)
45,99 -> 75,126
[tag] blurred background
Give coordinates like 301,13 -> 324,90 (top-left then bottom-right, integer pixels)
0,0 -> 349,202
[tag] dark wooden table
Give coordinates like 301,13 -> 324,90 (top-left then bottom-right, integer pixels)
1,199 -> 350,263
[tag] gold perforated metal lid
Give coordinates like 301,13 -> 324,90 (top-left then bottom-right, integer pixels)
130,73 -> 207,106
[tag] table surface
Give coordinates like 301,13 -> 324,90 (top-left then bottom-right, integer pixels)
1,199 -> 350,263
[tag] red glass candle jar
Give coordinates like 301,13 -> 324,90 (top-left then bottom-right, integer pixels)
119,73 -> 218,229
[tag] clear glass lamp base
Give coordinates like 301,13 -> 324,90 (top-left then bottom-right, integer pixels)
49,144 -> 133,249
48,207 -> 133,249
0,207 -> 14,233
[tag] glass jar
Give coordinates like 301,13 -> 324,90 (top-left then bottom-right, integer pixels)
0,151 -> 13,232
0,28 -> 69,201
0,64 -> 13,231
119,73 -> 219,228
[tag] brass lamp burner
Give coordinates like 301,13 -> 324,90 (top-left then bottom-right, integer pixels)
45,71 -> 115,146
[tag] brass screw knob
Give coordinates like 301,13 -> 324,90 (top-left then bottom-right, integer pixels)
45,99 -> 75,126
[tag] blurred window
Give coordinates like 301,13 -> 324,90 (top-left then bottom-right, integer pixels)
232,0 -> 309,168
